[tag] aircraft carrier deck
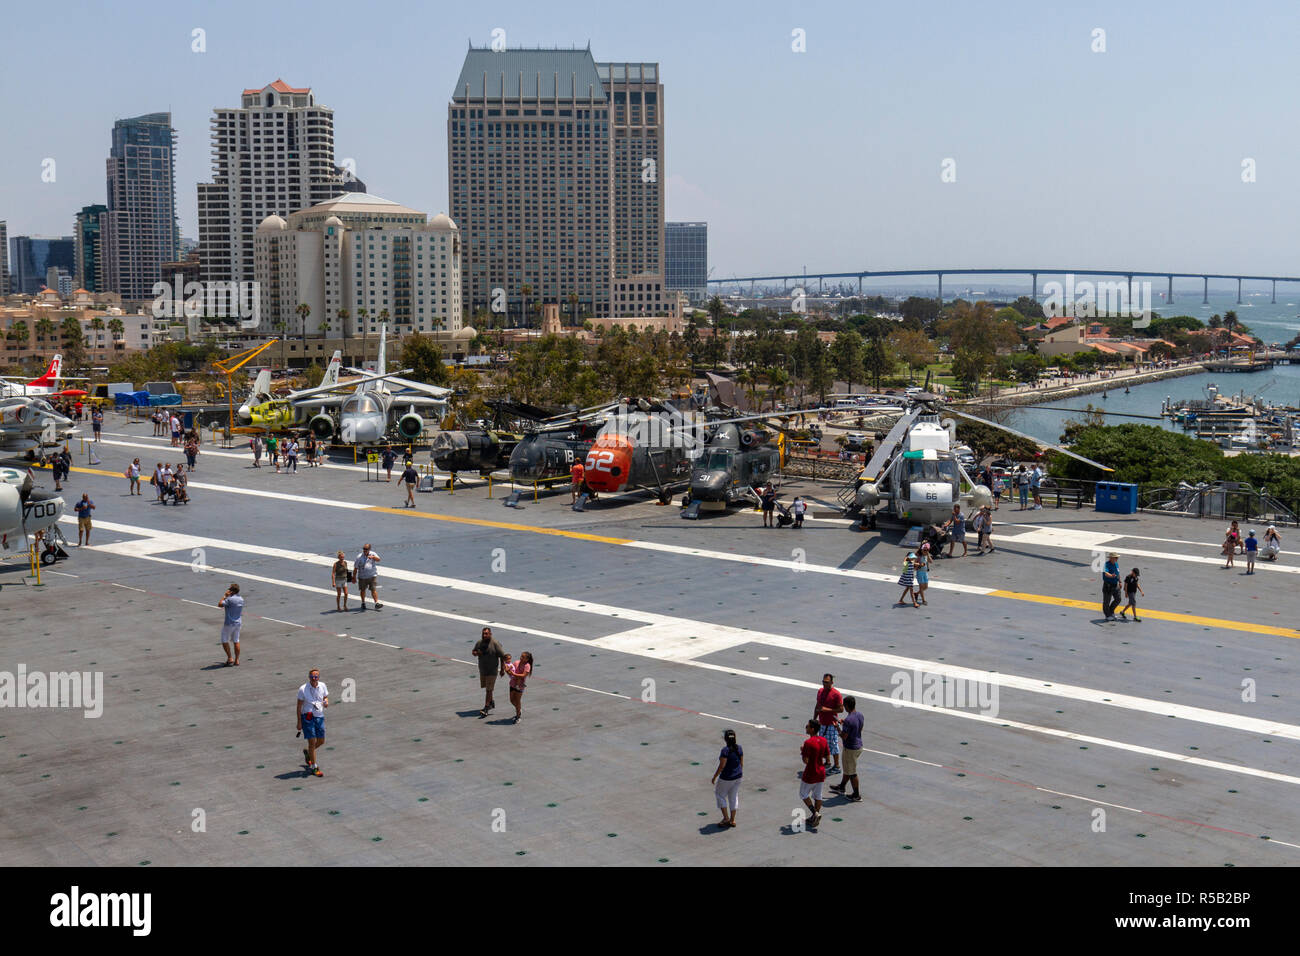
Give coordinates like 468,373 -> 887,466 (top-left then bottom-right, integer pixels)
2,410 -> 1297,867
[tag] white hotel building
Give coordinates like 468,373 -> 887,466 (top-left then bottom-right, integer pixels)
253,192 -> 462,338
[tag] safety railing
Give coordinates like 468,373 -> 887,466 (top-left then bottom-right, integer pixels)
1139,482 -> 1299,527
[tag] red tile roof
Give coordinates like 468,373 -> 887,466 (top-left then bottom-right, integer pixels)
242,79 -> 310,95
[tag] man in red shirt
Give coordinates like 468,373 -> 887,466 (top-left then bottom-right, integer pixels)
571,459 -> 586,504
814,673 -> 844,775
800,719 -> 830,828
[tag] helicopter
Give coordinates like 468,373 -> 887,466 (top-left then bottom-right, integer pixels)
0,466 -> 66,554
844,392 -> 1113,530
429,400 -> 566,478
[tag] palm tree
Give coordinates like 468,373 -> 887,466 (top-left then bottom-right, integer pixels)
520,284 -> 532,329
34,318 -> 57,360
337,308 -> 350,352
6,320 -> 29,353
296,302 -> 311,353
567,292 -> 579,322
107,318 -> 125,350
274,320 -> 287,368
357,307 -> 369,366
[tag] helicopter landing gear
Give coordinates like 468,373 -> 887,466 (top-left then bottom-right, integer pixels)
657,491 -> 672,505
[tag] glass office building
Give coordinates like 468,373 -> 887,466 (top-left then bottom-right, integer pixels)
103,112 -> 179,302
9,235 -> 76,295
665,221 -> 707,304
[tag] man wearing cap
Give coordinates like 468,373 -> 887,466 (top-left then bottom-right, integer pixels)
1102,551 -> 1121,620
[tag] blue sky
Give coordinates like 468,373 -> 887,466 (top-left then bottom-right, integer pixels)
3,0 -> 1299,279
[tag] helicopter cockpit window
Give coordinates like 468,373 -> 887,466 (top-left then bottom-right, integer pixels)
705,450 -> 732,470
904,458 -> 958,485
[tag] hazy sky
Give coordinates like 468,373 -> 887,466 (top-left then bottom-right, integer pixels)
3,0 -> 1298,280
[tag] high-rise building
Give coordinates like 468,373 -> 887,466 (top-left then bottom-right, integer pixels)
600,61 -> 664,283
254,192 -> 462,341
74,204 -> 108,293
665,221 -> 707,304
449,48 -> 669,326
9,235 -> 76,295
449,49 -> 611,324
199,81 -> 343,286
102,112 -> 179,302
0,221 -> 8,295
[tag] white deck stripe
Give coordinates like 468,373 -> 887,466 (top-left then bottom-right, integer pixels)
65,517 -> 1300,784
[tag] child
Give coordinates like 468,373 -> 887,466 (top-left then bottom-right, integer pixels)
1222,529 -> 1236,569
915,544 -> 931,606
897,553 -> 918,607
1119,568 -> 1144,621
792,496 -> 806,528
504,651 -> 534,722
1244,530 -> 1258,574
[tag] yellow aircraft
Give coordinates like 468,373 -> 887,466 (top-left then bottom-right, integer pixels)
243,351 -> 344,431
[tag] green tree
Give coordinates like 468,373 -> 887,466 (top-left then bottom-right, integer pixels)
337,307 -> 350,349
520,284 -> 532,329
35,317 -> 57,358
6,320 -> 29,351
950,347 -> 988,394
296,302 -> 311,352
862,339 -> 893,391
399,333 -> 449,386
829,329 -> 865,395
890,329 -> 933,382
107,318 -> 125,351
61,316 -> 87,371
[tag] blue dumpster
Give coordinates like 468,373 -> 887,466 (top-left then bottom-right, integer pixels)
1095,481 -> 1138,514
183,411 -> 194,430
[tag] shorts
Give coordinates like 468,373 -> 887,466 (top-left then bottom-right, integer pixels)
301,714 -> 324,740
357,575 -> 377,590
480,673 -> 498,691
714,777 -> 741,811
799,781 -> 824,802
220,622 -> 242,643
77,517 -> 92,531
819,722 -> 841,755
915,570 -> 929,585
843,747 -> 863,776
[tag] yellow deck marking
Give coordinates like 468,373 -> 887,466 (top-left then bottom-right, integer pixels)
988,589 -> 1300,639
364,505 -> 634,545
46,462 -> 1297,638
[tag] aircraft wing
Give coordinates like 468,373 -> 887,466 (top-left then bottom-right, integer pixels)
392,395 -> 448,410
948,409 -> 1115,472
384,377 -> 453,398
292,394 -> 347,409
286,368 -> 415,401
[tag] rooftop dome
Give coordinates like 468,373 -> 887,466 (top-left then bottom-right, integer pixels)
257,214 -> 287,233
323,215 -> 343,228
428,212 -> 457,230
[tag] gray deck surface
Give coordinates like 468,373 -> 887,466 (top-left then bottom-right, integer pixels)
1,412 -> 1296,866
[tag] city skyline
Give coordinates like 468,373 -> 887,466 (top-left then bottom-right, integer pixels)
2,1 -> 1298,280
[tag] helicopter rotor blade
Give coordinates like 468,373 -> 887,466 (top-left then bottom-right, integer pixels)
948,409 -> 1114,472
860,407 -> 921,481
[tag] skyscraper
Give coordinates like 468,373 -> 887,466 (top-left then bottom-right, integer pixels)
665,222 -> 707,304
448,47 -> 668,325
198,81 -> 343,286
74,204 -> 108,293
9,235 -> 75,295
0,221 -> 8,295
102,112 -> 179,302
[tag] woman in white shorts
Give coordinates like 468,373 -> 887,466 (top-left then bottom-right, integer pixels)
710,729 -> 744,829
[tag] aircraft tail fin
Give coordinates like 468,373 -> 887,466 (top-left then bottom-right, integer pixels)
30,354 -> 61,387
377,325 -> 386,376
251,367 -> 272,400
322,350 -> 342,388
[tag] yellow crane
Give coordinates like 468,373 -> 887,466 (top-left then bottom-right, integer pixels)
212,341 -> 276,431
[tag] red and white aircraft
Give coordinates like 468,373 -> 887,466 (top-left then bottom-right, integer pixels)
0,355 -> 87,399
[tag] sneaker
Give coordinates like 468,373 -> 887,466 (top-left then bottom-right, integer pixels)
827,766 -> 841,775
808,813 -> 822,828
829,783 -> 846,794
374,602 -> 383,609
846,794 -> 863,802
312,767 -> 323,777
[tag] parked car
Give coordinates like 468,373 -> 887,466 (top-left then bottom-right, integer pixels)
844,432 -> 868,451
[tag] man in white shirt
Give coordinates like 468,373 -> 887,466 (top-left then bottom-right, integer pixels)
296,669 -> 329,777
354,544 -> 382,610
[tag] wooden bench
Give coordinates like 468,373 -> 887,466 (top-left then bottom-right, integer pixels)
1044,485 -> 1085,509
